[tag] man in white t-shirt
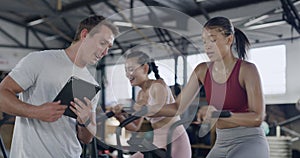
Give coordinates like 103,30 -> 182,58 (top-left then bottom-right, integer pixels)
0,15 -> 119,158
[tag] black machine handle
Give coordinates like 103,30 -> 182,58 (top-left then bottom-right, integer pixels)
105,111 -> 116,118
198,110 -> 232,138
97,109 -> 130,121
116,106 -> 148,158
211,110 -> 231,118
118,106 -> 148,128
96,111 -> 116,122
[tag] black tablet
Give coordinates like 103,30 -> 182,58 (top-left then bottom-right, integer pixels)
53,76 -> 101,118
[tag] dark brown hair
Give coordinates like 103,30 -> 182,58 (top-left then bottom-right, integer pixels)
73,15 -> 119,42
204,16 -> 250,60
126,51 -> 162,80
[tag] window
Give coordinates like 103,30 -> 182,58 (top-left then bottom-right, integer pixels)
177,56 -> 184,85
248,45 -> 286,95
149,59 -> 175,86
186,53 -> 209,80
105,64 -> 131,105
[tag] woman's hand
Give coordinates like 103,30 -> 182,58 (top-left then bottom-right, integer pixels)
197,105 -> 217,123
110,104 -> 124,115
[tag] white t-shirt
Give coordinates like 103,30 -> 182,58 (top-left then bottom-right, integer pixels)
9,50 -> 99,158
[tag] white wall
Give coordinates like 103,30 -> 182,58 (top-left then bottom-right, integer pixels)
0,48 -> 33,71
254,39 -> 300,104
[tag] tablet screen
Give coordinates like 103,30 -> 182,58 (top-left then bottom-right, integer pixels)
53,76 -> 101,118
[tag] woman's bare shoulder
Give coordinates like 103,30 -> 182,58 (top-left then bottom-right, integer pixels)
240,60 -> 260,81
151,79 -> 167,90
194,62 -> 210,73
240,60 -> 259,73
153,78 -> 166,85
193,62 -> 211,82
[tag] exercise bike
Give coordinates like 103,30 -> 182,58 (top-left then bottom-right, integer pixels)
113,106 -> 166,158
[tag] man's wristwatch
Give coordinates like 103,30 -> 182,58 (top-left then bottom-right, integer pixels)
77,118 -> 91,127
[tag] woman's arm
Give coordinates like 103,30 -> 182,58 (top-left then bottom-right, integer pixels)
219,62 -> 265,127
114,111 -> 144,132
149,64 -> 205,117
145,80 -> 170,116
111,100 -> 144,132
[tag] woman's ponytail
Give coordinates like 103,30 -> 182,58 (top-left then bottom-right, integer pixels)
148,59 -> 161,80
234,27 -> 250,60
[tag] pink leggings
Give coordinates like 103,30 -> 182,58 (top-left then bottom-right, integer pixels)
131,131 -> 191,158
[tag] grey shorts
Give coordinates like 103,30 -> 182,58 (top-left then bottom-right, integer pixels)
206,126 -> 270,158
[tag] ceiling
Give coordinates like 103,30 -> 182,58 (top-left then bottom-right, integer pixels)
0,0 -> 299,64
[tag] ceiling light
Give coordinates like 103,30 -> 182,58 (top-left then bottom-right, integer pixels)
245,21 -> 286,30
113,21 -> 152,28
230,16 -> 252,23
27,18 -> 45,26
244,15 -> 270,27
44,35 -> 60,41
113,21 -> 133,27
294,1 -> 300,6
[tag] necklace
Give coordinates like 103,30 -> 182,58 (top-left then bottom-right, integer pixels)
213,59 -> 237,76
